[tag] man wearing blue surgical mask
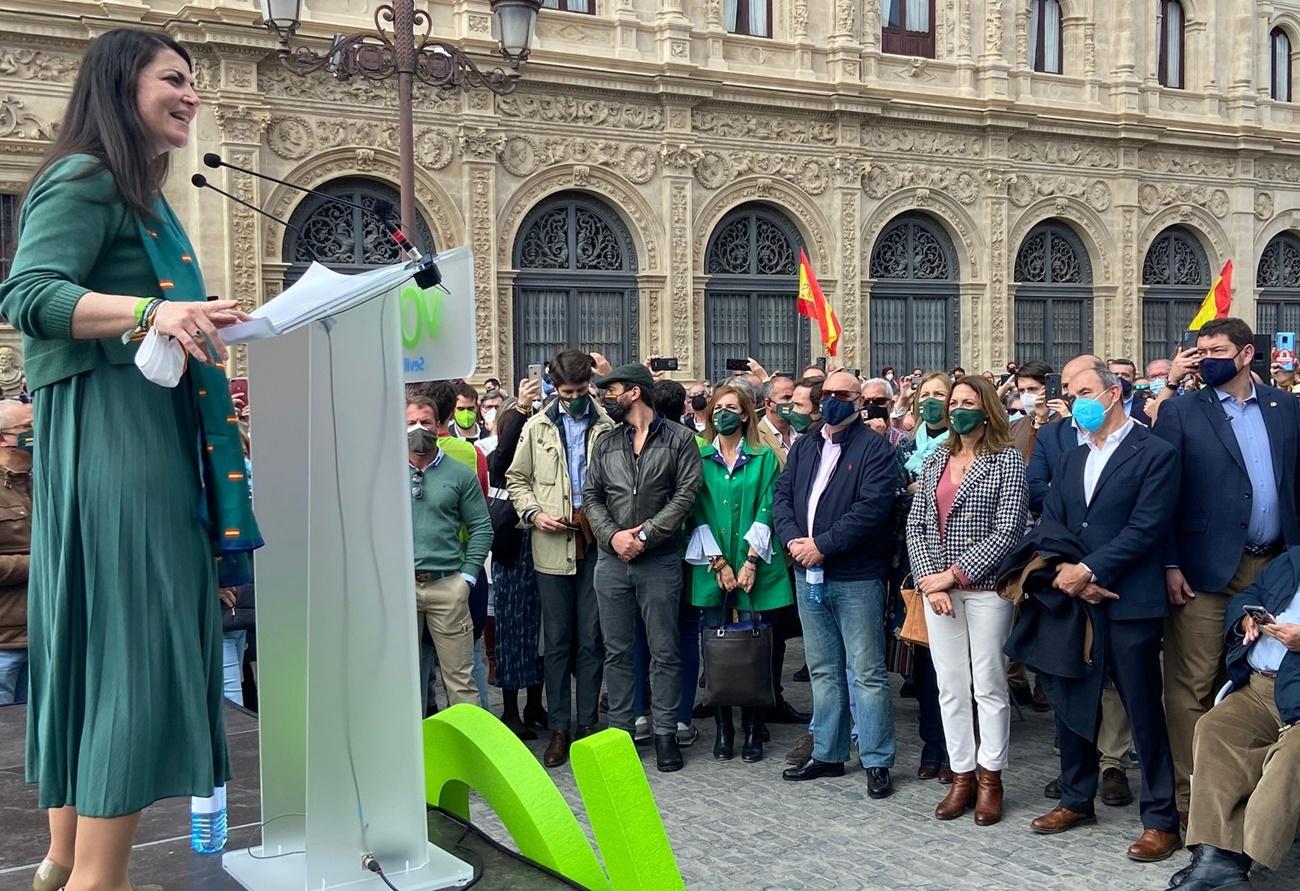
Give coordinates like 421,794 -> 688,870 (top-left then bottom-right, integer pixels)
1031,363 -> 1182,863
1154,317 -> 1300,823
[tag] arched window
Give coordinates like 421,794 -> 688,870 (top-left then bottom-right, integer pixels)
724,0 -> 772,38
1157,0 -> 1185,89
1029,0 -> 1063,74
1271,27 -> 1293,102
868,212 -> 959,373
512,193 -> 639,382
1013,223 -> 1093,370
704,204 -> 808,382
1257,232 -> 1300,333
283,178 -> 435,286
882,0 -> 936,58
1142,226 -> 1210,363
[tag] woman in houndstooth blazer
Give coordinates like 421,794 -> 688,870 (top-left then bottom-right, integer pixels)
906,375 -> 1028,828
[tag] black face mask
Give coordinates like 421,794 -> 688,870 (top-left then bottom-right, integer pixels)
690,393 -> 708,412
603,396 -> 630,425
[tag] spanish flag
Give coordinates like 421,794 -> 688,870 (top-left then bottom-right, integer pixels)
1188,259 -> 1233,331
797,250 -> 842,358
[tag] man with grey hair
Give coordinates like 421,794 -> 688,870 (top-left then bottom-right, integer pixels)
861,378 -> 906,447
0,399 -> 33,705
1028,360 -> 1183,864
757,373 -> 797,465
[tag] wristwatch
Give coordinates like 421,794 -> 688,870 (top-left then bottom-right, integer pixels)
637,529 -> 648,543
745,555 -> 762,567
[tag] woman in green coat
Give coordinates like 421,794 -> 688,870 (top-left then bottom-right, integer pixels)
685,382 -> 793,764
0,30 -> 257,891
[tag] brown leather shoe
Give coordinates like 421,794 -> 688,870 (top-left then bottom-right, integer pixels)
543,731 -> 571,768
938,766 -> 954,785
934,770 -> 976,820
1031,805 -> 1097,835
1126,828 -> 1182,863
785,733 -> 813,765
974,767 -> 1004,826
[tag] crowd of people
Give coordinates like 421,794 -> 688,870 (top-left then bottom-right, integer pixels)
388,316 -> 1300,891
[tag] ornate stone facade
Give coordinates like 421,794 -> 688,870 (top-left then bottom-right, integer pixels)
3,1 -> 1300,378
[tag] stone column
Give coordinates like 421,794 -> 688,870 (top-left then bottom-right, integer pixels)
979,0 -> 1010,99
458,128 -> 504,380
836,173 -> 864,368
1111,1 -> 1142,112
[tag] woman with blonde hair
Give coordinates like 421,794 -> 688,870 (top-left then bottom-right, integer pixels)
686,383 -> 792,763
905,375 -> 1027,827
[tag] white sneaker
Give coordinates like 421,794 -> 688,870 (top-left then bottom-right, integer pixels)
633,715 -> 652,743
676,721 -> 699,747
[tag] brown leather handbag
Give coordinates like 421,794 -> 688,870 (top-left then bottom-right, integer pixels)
899,575 -> 930,648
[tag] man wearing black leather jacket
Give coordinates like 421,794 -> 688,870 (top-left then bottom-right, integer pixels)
584,364 -> 702,772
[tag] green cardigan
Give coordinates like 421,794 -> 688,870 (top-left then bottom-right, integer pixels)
0,154 -> 153,391
688,440 -> 793,612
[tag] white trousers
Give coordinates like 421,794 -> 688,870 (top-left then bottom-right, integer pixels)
923,588 -> 1014,773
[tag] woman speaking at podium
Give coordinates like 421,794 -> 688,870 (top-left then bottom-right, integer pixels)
0,29 -> 258,891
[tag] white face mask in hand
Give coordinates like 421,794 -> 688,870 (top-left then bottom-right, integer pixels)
133,327 -> 187,388
1020,392 -> 1038,414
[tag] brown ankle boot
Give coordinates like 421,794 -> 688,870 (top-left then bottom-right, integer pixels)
934,770 -> 976,820
974,767 -> 1004,826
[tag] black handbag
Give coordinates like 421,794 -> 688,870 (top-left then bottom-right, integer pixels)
700,591 -> 776,709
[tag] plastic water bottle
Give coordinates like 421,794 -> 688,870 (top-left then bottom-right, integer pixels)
191,784 -> 228,854
805,565 -> 825,605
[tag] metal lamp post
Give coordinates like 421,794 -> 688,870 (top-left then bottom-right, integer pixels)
258,0 -> 541,237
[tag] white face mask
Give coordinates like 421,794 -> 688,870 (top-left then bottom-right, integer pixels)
1020,392 -> 1038,414
483,408 -> 497,426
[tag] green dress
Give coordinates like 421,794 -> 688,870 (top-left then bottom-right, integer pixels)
688,440 -> 793,613
0,156 -> 230,817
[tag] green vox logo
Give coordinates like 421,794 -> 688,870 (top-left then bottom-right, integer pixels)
400,283 -> 445,350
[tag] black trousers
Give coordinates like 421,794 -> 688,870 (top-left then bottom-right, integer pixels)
1057,616 -> 1179,833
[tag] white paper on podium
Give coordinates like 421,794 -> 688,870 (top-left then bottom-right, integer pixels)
222,261 -> 417,345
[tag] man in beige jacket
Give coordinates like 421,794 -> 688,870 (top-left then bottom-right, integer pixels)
506,350 -> 614,767
0,400 -> 33,705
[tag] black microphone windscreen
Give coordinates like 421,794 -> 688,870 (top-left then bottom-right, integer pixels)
191,173 -> 207,187
203,153 -> 222,169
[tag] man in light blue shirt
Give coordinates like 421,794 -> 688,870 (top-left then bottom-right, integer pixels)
1215,385 -> 1282,550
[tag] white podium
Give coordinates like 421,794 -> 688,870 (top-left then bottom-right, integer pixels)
223,262 -> 474,890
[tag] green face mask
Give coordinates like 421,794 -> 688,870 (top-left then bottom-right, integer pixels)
560,394 -> 590,417
786,410 -> 814,433
712,408 -> 743,436
454,408 -> 478,430
920,397 -> 946,426
948,407 -> 987,435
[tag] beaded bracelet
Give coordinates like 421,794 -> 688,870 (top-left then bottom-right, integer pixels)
125,298 -> 165,342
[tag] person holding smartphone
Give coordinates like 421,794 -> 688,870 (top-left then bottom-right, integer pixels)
506,350 -> 614,768
1172,546 -> 1300,890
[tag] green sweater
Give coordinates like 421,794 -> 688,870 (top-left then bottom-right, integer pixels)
412,453 -> 492,578
0,154 -> 159,391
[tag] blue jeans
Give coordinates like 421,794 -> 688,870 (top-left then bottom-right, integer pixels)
0,648 -> 28,705
796,572 -> 895,768
222,631 -> 246,707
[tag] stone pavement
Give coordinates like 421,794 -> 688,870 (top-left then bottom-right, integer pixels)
472,639 -> 1299,891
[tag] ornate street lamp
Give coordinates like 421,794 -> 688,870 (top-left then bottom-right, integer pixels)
258,0 -> 541,235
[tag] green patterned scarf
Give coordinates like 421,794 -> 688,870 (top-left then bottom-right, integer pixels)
135,197 -> 262,586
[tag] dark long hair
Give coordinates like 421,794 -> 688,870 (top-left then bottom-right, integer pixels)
26,28 -> 191,218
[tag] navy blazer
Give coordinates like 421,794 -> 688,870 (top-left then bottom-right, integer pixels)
1042,422 -> 1181,621
772,421 -> 898,582
1026,416 -> 1078,514
1153,384 -> 1300,592
1224,547 -> 1300,725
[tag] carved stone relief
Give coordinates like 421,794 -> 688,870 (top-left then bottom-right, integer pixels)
257,62 -> 457,111
213,104 -> 271,145
500,136 -> 657,184
469,168 -> 499,372
226,148 -> 261,314
692,110 -> 836,145
839,190 -> 860,364
0,48 -> 79,82
1137,183 -> 1231,219
989,201 -> 1006,356
1008,175 -> 1112,212
0,95 -> 56,140
1255,192 -> 1275,222
497,94 -> 664,130
670,180 -> 691,362
865,164 -> 980,205
865,126 -> 983,157
1137,150 -> 1236,178
1257,159 -> 1300,183
1008,138 -> 1119,169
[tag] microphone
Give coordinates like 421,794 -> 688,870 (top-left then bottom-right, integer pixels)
202,154 -> 441,289
190,174 -> 322,264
